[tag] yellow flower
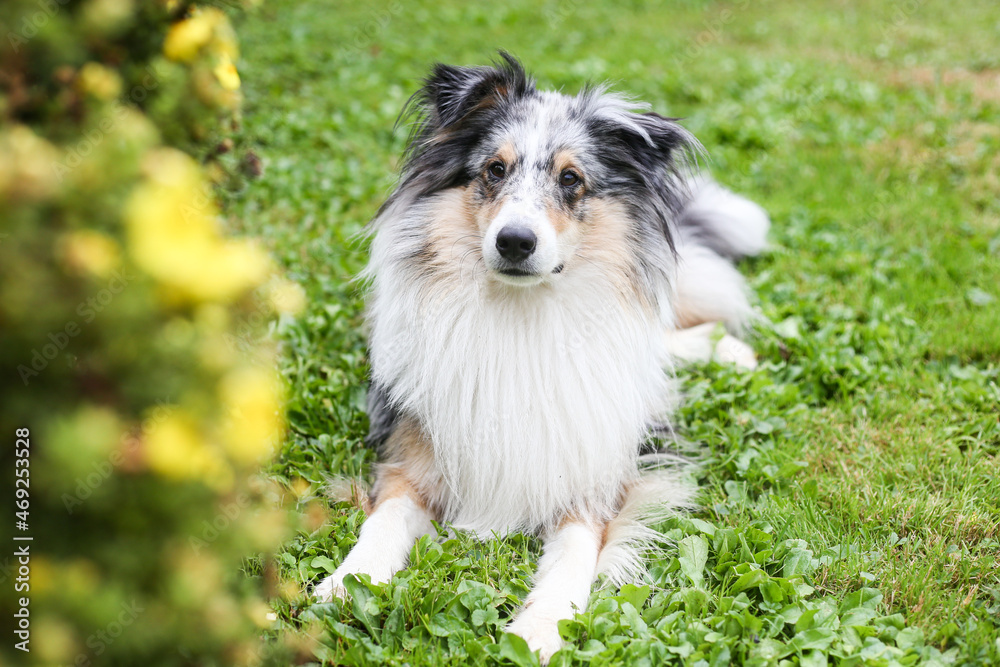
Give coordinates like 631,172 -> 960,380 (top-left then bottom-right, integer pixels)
164,7 -> 237,64
209,15 -> 239,61
163,10 -> 217,62
33,616 -> 76,664
218,366 -> 284,465
81,0 -> 135,38
58,230 -> 121,277
269,279 -> 307,316
124,148 -> 270,302
245,508 -> 291,550
78,62 -> 122,100
213,53 -> 241,91
196,239 -> 271,300
145,412 -> 232,488
0,125 -> 60,202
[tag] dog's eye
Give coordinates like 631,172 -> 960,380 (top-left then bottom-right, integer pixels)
560,170 -> 580,187
487,162 -> 506,180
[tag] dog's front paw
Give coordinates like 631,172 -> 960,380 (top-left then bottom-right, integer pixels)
506,612 -> 564,664
715,334 -> 758,370
312,572 -> 348,603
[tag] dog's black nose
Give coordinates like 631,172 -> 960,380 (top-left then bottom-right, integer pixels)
496,226 -> 537,262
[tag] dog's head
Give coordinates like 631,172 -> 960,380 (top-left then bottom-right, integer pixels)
395,53 -> 695,288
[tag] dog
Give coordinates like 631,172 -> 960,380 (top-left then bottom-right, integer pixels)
313,53 -> 769,662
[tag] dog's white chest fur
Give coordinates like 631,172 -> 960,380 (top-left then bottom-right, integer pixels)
368,258 -> 675,535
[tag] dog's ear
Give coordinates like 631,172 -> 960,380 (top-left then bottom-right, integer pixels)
587,103 -> 699,252
616,111 -> 692,172
422,51 -> 532,129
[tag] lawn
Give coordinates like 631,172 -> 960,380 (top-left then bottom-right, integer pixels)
222,0 -> 1000,664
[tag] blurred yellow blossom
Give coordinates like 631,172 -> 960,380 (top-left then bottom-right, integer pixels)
213,53 -> 241,90
0,125 -> 61,202
58,230 -> 121,277
170,550 -> 224,605
164,10 -> 214,62
78,62 -> 123,100
145,412 -> 233,488
48,407 -> 123,477
31,557 -> 56,596
81,0 -> 135,36
245,599 -> 274,629
218,366 -> 284,464
164,8 -> 237,63
269,279 -> 307,315
33,616 -> 77,664
124,148 -> 270,301
164,14 -> 210,62
290,476 -> 312,499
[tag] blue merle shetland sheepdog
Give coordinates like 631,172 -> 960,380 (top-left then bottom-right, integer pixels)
314,53 -> 769,661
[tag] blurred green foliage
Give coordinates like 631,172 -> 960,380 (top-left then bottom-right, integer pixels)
0,1 -> 301,664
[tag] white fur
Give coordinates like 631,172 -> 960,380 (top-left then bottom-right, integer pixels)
506,520 -> 603,662
664,322 -> 758,369
366,192 -> 677,536
680,176 -> 770,259
673,243 -> 758,331
596,460 -> 696,585
314,494 -> 435,602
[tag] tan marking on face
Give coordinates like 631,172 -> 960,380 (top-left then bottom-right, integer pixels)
421,188 -> 485,272
495,141 -> 517,170
545,201 -> 578,235
553,149 -> 583,181
465,182 -> 507,236
545,149 -> 586,234
574,197 -> 646,304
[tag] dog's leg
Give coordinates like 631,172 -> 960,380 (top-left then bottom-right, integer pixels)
664,321 -> 757,369
506,516 -> 604,663
314,467 -> 435,601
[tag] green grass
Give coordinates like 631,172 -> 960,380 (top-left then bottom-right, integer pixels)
222,0 -> 1000,663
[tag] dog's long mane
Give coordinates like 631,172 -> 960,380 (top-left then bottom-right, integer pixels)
366,189 -> 681,534
357,55 -> 711,535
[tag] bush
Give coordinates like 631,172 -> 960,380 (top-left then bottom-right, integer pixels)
0,1 -> 298,664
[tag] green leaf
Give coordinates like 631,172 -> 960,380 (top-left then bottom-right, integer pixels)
620,601 -> 648,634
678,534 -> 709,588
785,627 -> 836,654
310,555 -> 338,574
783,547 -> 816,578
680,587 -> 709,615
761,580 -> 786,604
618,583 -> 650,610
427,613 -> 467,637
689,518 -> 717,535
498,632 -> 539,667
343,574 -> 381,636
895,626 -> 925,649
840,588 -> 883,613
730,568 -> 769,593
800,650 -> 828,667
471,607 -> 499,628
